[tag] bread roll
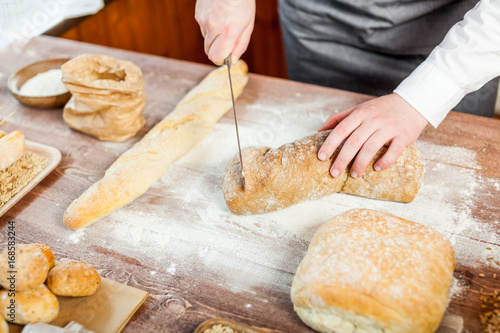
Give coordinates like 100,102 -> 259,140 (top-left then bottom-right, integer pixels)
0,130 -> 25,171
0,284 -> 59,325
47,261 -> 100,296
222,130 -> 423,214
64,61 -> 249,229
0,244 -> 49,291
30,244 -> 55,270
291,209 -> 455,333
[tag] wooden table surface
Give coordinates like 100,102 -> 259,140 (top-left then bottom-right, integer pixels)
0,36 -> 499,333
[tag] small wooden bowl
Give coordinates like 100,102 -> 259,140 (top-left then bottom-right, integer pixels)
7,58 -> 72,109
193,318 -> 279,333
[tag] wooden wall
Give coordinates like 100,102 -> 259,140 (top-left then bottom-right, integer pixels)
60,0 -> 288,78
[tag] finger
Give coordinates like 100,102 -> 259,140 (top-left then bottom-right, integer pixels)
208,27 -> 242,65
231,22 -> 254,63
204,30 -> 220,58
200,25 -> 207,38
195,10 -> 207,38
329,124 -> 375,178
318,107 -> 355,131
350,131 -> 390,177
374,137 -> 407,171
318,113 -> 341,132
317,111 -> 362,163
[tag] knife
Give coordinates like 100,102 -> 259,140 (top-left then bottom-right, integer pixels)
225,56 -> 246,189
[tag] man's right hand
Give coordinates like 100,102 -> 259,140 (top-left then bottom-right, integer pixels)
195,0 -> 256,65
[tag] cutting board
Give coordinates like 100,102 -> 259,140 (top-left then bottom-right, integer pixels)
8,278 -> 148,333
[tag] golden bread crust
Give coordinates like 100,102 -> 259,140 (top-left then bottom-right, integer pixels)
0,245 -> 49,292
291,209 -> 455,333
30,244 -> 55,270
0,284 -> 59,325
0,130 -> 26,171
47,261 -> 101,297
222,131 -> 423,214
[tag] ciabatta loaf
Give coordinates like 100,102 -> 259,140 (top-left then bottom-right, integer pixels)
0,130 -> 26,171
64,61 -> 249,229
222,130 -> 423,214
291,209 -> 455,333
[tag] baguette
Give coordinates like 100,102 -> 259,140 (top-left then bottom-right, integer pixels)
0,130 -> 26,171
64,61 -> 249,229
222,130 -> 423,214
291,209 -> 455,333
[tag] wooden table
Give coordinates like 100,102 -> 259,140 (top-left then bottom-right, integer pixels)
0,36 -> 499,333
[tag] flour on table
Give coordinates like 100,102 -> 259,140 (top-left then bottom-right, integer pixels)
62,92 -> 498,303
418,141 -> 483,170
67,228 -> 86,244
166,263 -> 176,275
448,277 -> 468,301
86,121 -> 497,301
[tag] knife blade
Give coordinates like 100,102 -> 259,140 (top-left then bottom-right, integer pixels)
225,56 -> 246,189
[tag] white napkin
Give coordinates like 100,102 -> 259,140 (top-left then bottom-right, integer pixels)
0,0 -> 104,49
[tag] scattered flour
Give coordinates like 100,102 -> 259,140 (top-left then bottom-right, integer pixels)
67,228 -> 85,244
82,119 -> 498,299
418,141 -> 483,170
166,263 -> 176,275
448,277 -> 468,301
61,92 -> 498,324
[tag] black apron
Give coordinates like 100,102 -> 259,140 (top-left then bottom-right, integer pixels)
278,0 -> 498,118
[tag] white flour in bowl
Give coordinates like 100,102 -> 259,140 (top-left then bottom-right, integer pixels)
19,68 -> 68,97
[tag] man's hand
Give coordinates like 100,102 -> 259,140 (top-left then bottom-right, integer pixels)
195,0 -> 256,65
317,93 -> 429,178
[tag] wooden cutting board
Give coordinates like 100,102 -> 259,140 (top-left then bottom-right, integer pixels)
8,277 -> 148,333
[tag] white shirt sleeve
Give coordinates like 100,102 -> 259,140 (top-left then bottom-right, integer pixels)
393,0 -> 500,128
